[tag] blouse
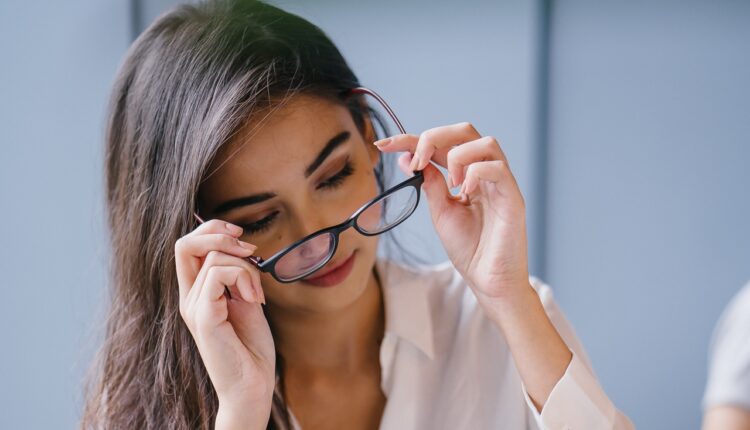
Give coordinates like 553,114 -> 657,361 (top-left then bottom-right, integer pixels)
276,257 -> 635,429
703,281 -> 750,411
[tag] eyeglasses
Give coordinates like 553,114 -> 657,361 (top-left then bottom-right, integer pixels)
193,87 -> 423,283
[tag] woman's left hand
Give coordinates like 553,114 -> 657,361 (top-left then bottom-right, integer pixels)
378,123 -> 580,413
375,122 -> 531,306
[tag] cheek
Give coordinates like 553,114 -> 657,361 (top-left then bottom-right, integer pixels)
345,167 -> 382,231
351,164 -> 380,204
356,201 -> 381,233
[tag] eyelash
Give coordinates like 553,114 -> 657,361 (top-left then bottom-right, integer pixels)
242,211 -> 279,234
241,161 -> 355,234
316,160 -> 355,190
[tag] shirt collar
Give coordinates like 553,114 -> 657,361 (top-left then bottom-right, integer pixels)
375,257 -> 436,360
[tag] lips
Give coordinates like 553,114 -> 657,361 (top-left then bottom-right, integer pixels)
302,251 -> 356,287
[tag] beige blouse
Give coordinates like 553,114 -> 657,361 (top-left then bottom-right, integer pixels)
271,257 -> 635,429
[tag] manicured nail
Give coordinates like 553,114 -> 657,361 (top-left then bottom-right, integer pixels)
238,240 -> 256,250
226,223 -> 242,235
465,178 -> 476,195
255,283 -> 266,305
409,154 -> 420,171
374,137 -> 392,147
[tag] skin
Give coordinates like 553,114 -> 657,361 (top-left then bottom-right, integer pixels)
704,406 -> 750,430
174,93 -> 573,429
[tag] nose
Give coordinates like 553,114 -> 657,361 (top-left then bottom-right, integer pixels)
289,207 -> 331,241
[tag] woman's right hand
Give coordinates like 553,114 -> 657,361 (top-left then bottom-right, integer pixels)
175,219 -> 275,430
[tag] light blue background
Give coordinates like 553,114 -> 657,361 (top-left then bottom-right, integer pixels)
1,0 -> 748,428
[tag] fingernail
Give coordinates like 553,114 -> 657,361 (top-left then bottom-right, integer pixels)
465,179 -> 476,195
238,240 -> 256,250
256,284 -> 266,305
374,137 -> 392,147
226,223 -> 243,235
409,154 -> 420,171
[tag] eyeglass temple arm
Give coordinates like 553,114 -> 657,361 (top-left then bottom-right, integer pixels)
349,87 -> 424,178
349,87 -> 407,135
191,212 -> 264,265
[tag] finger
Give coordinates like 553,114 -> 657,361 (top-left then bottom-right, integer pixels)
412,122 -> 482,171
375,133 -> 419,153
247,265 -> 266,305
198,266 -> 259,319
189,218 -> 244,238
376,122 -> 481,171
462,160 -> 522,202
190,268 -> 230,334
420,162 -> 452,216
446,136 -> 506,187
379,133 -> 450,169
397,152 -> 414,176
175,233 -> 257,302
190,251 -> 261,307
175,218 -> 245,291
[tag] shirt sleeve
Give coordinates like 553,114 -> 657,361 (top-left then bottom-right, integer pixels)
703,282 -> 750,411
521,277 -> 636,430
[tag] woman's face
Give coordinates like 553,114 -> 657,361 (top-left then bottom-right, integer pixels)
198,93 -> 382,313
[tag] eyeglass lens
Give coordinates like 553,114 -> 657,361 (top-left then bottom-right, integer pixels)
274,232 -> 336,281
274,184 -> 419,281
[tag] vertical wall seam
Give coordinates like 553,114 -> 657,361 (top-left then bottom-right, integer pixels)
130,0 -> 142,41
532,0 -> 552,279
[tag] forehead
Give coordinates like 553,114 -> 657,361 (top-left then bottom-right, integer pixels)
200,93 -> 357,201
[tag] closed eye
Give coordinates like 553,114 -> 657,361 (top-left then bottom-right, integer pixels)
241,211 -> 279,235
317,159 -> 354,190
240,160 -> 354,234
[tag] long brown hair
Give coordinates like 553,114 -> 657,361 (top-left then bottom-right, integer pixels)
82,0 -> 398,428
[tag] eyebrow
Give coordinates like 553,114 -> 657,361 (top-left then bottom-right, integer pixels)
212,192 -> 276,215
304,130 -> 351,178
211,130 -> 351,215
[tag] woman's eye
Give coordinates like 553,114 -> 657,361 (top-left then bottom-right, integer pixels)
317,160 -> 354,190
241,211 -> 279,234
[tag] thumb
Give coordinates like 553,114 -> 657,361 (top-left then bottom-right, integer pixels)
420,162 -> 452,216
397,152 -> 452,216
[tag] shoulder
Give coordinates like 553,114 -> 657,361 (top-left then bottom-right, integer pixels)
710,282 -> 750,353
704,281 -> 750,409
719,282 -> 750,327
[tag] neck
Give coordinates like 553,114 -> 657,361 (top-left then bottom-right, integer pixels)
266,267 -> 384,374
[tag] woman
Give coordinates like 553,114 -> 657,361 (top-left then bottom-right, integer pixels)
82,0 -> 634,428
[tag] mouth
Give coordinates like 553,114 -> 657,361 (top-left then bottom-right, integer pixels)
301,250 -> 357,288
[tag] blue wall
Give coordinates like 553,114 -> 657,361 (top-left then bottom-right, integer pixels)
1,0 -> 747,428
0,0 -> 129,427
546,1 -> 750,427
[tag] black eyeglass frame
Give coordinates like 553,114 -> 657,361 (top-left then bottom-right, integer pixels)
193,87 -> 424,283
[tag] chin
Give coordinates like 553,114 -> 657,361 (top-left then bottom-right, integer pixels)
312,248 -> 376,311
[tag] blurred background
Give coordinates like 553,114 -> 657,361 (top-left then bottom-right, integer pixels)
1,0 -> 748,428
